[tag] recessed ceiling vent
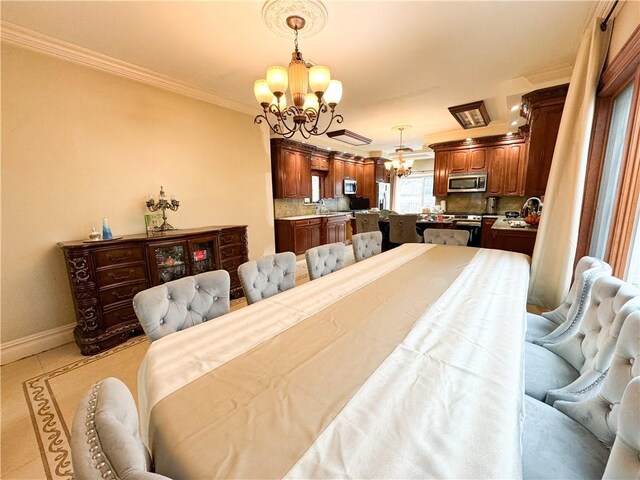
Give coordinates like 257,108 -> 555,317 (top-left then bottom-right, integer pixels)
448,100 -> 491,129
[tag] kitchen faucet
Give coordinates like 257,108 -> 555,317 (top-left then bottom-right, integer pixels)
521,197 -> 542,217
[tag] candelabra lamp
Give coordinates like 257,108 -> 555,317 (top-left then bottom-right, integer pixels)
146,186 -> 180,231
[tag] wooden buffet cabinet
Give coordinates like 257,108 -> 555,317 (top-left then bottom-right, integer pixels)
431,83 -> 568,198
275,214 -> 350,254
58,225 -> 248,355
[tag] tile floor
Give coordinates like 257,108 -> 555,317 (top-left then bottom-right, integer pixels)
1,341 -> 89,479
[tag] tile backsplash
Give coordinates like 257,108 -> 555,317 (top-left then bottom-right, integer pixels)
274,197 -> 350,218
436,194 -> 528,214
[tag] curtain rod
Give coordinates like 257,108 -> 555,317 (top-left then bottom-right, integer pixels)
600,0 -> 619,31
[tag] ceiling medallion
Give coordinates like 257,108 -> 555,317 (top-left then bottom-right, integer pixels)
385,125 -> 414,178
253,12 -> 343,139
262,0 -> 328,39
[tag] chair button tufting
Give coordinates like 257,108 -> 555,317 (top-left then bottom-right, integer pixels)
167,294 -> 171,300
630,358 -> 635,365
609,403 -> 614,410
186,305 -> 191,311
195,284 -> 199,290
213,296 -> 218,301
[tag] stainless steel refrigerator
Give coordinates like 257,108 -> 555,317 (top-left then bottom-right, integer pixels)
377,182 -> 391,210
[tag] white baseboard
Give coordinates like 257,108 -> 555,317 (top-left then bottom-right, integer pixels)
0,323 -> 76,366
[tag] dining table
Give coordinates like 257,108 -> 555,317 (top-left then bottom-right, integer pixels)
138,243 -> 531,479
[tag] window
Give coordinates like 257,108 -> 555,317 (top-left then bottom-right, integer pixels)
395,173 -> 436,213
589,83 -> 634,259
579,26 -> 640,279
311,174 -> 322,203
626,198 -> 640,287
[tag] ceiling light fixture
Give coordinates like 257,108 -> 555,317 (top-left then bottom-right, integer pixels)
448,100 -> 491,129
384,125 -> 414,178
326,129 -> 372,146
253,15 -> 343,139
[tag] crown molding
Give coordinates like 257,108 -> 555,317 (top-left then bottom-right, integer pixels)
0,21 -> 255,115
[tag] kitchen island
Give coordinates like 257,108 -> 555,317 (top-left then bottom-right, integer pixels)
275,213 -> 351,254
483,215 -> 538,256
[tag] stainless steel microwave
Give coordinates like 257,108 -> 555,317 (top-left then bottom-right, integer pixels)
447,173 -> 487,193
344,178 -> 357,195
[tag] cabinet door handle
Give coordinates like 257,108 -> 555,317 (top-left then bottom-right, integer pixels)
108,269 -> 134,281
107,252 -> 132,262
111,288 -> 135,300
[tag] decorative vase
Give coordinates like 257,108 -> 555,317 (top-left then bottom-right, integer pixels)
102,217 -> 113,240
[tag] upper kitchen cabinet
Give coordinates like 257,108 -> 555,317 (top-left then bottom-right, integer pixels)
271,139 -> 312,199
431,135 -> 525,197
326,154 -> 345,198
433,151 -> 450,196
355,162 -> 365,188
520,83 -> 569,197
344,160 -> 356,179
311,153 -> 329,171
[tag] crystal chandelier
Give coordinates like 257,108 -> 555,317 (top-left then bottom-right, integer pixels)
253,15 -> 343,139
385,126 -> 414,178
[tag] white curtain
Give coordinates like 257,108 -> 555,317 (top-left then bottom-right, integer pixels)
528,18 -> 612,308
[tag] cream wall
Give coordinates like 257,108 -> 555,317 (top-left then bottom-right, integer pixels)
607,0 -> 640,65
1,43 -> 275,343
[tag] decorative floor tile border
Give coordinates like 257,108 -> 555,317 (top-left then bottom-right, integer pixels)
23,336 -> 148,480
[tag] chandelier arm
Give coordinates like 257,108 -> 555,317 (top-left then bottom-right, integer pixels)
307,112 -> 344,137
254,113 -> 297,138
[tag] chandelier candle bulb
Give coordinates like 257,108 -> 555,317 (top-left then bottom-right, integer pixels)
309,65 -> 331,94
324,80 -> 342,106
303,93 -> 319,114
254,79 -> 274,105
271,95 -> 287,110
266,66 -> 288,96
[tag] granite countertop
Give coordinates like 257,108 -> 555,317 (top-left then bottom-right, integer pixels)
491,216 -> 539,232
276,213 -> 352,221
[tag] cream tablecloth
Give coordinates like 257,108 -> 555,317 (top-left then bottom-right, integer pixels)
138,244 -> 530,478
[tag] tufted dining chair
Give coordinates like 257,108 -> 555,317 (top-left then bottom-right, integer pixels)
423,228 -> 469,246
133,270 -> 230,343
525,276 -> 639,404
238,252 -> 296,305
71,377 -> 171,480
388,214 -> 421,244
305,243 -> 346,281
526,256 -> 612,344
522,309 -> 640,479
355,212 -> 380,234
603,376 -> 640,479
352,232 -> 383,262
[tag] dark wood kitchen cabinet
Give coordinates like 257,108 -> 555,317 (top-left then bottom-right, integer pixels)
489,228 -> 537,257
324,215 -> 349,244
271,139 -> 312,199
275,215 -> 349,254
58,225 -> 248,355
481,217 -> 497,248
433,151 -> 450,196
521,83 -> 568,197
